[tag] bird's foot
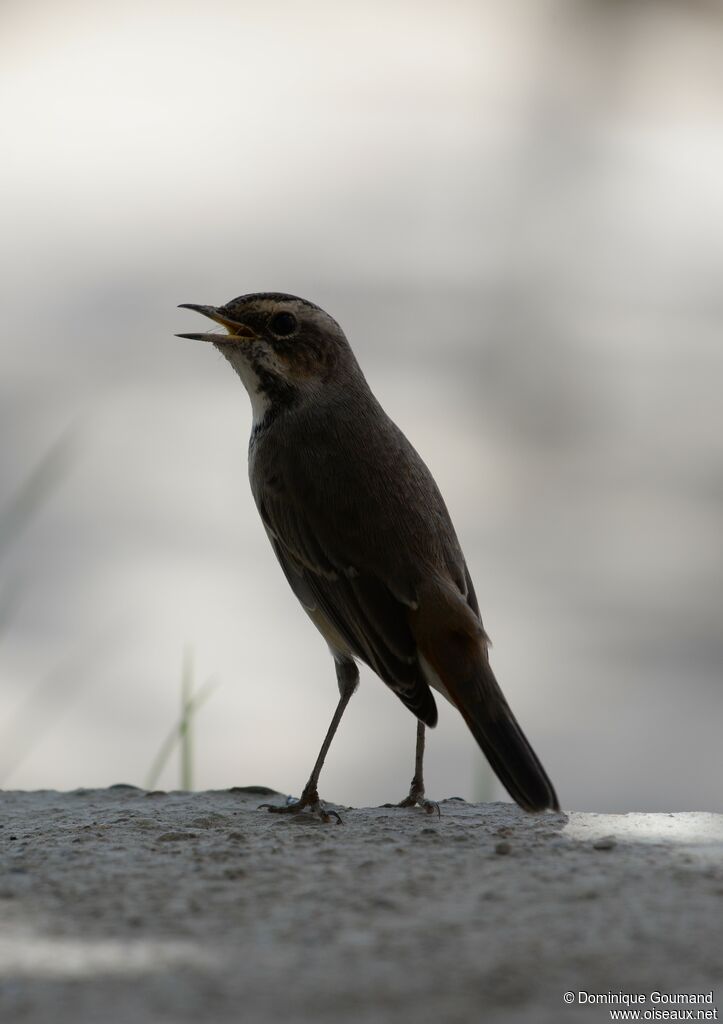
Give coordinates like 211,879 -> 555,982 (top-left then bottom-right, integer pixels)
398,794 -> 440,817
382,785 -> 441,818
259,786 -> 343,824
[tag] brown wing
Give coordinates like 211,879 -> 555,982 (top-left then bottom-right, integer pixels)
256,487 -> 439,728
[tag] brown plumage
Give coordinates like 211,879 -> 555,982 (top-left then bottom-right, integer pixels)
177,293 -> 559,817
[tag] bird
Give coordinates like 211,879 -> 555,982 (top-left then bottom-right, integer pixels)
177,292 -> 559,820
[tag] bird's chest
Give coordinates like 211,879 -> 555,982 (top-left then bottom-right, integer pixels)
247,424 -> 298,511
249,416 -> 340,501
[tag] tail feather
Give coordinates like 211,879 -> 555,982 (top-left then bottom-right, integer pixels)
410,578 -> 560,813
455,666 -> 560,812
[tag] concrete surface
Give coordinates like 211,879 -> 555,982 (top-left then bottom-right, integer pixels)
1,787 -> 722,1023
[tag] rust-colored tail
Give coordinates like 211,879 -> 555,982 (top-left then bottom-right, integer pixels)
451,657 -> 559,812
411,580 -> 559,813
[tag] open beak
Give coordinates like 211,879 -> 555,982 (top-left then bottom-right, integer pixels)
176,303 -> 258,343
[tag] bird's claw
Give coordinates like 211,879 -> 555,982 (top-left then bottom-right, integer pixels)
403,796 -> 441,817
382,791 -> 441,817
258,792 -> 343,824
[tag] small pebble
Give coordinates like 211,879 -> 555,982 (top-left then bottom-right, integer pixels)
495,841 -> 512,855
593,836 -> 617,851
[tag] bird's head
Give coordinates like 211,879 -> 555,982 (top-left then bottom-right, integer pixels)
177,292 -> 356,424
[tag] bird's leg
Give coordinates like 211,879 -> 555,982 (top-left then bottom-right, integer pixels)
262,657 -> 358,823
385,720 -> 440,816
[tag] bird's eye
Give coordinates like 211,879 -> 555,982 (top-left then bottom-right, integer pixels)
268,311 -> 298,337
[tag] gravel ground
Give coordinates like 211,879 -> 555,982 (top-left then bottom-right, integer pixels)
1,787 -> 721,1024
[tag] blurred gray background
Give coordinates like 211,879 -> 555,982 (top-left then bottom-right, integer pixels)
1,0 -> 721,812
